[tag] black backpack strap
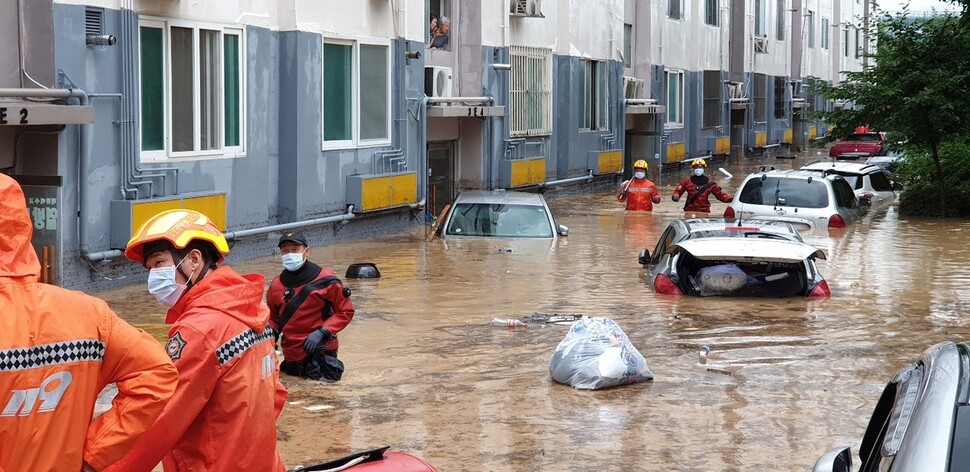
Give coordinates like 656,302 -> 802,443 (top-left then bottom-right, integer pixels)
683,182 -> 715,210
291,446 -> 389,471
278,276 -> 342,336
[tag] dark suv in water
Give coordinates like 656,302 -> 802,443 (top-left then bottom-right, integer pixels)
814,341 -> 970,472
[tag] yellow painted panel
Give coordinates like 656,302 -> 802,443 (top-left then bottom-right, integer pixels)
597,150 -> 623,174
715,137 -> 730,155
809,127 -> 818,140
182,194 -> 227,231
388,173 -> 418,207
666,143 -> 686,163
361,177 -> 390,212
782,129 -> 793,144
755,131 -> 767,148
131,200 -> 180,235
510,158 -> 545,187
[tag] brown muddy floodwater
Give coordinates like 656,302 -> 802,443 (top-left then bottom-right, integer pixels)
95,151 -> 970,471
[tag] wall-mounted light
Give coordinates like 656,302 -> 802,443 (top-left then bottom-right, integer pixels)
86,34 -> 116,47
404,50 -> 421,59
492,63 -> 512,71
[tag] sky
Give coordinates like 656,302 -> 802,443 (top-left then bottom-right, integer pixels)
877,0 -> 962,13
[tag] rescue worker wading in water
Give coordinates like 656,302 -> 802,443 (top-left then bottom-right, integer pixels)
0,174 -> 178,472
267,232 -> 355,382
105,209 -> 287,472
671,158 -> 732,216
617,159 -> 662,211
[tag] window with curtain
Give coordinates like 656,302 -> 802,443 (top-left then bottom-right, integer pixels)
139,20 -> 243,160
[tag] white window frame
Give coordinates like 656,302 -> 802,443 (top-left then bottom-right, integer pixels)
665,69 -> 684,128
821,17 -> 830,50
579,60 -> 609,131
806,10 -> 815,48
755,0 -> 766,37
705,0 -> 719,26
509,46 -> 553,138
322,37 -> 392,150
668,0 -> 684,20
138,17 -> 246,163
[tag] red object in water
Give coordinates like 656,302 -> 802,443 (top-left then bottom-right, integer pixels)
854,125 -> 870,133
809,280 -> 831,298
828,214 -> 846,228
654,274 -> 683,295
350,452 -> 439,471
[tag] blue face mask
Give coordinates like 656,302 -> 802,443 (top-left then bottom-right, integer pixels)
693,168 -> 705,177
634,171 -> 646,179
147,258 -> 188,308
282,252 -> 306,272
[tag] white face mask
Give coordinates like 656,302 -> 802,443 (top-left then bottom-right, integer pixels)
147,258 -> 188,308
693,168 -> 705,177
634,171 -> 646,179
282,252 -> 306,272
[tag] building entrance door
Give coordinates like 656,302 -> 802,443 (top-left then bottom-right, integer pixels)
427,141 -> 455,217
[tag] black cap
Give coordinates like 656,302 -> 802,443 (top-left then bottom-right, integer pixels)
277,231 -> 308,248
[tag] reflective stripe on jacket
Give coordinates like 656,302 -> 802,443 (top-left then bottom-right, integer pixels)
618,178 -> 661,211
0,174 -> 178,472
105,266 -> 287,472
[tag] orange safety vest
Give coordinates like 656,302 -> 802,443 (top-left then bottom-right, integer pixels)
105,266 -> 288,472
618,178 -> 661,211
0,174 -> 179,472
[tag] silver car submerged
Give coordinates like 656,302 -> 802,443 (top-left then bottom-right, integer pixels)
724,168 -> 872,230
801,161 -> 902,206
814,340 -> 970,472
440,190 -> 568,240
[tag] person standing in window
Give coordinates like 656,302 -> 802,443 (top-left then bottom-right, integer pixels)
430,16 -> 451,49
429,13 -> 439,42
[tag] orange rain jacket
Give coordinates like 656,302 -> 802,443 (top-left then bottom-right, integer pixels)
0,174 -> 178,472
617,178 -> 661,211
105,266 -> 288,472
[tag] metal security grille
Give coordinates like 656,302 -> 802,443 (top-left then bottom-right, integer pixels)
510,46 -> 552,137
85,7 -> 104,36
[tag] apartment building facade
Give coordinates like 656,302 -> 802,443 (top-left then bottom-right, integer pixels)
0,0 -> 868,289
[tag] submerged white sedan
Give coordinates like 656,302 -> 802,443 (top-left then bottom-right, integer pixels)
440,190 -> 568,240
639,218 -> 830,298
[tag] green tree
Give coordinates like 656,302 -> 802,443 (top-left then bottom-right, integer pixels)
809,12 -> 970,217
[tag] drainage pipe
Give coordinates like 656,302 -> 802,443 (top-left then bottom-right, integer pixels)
539,169 -> 594,188
225,205 -> 357,241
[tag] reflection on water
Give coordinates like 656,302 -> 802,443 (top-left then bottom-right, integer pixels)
95,152 -> 970,471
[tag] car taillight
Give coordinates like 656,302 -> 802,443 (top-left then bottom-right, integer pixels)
828,214 -> 846,228
654,274 -> 683,296
809,280 -> 831,298
724,207 -> 735,218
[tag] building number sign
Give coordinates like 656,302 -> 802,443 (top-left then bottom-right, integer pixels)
0,107 -> 29,125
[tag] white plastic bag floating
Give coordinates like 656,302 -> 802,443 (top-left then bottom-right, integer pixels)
548,317 -> 653,390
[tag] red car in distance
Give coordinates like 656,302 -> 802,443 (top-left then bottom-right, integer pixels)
829,126 -> 888,160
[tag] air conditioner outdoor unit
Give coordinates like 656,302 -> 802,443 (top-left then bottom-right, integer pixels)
424,66 -> 453,98
623,76 -> 645,99
510,0 -> 543,17
754,36 -> 769,54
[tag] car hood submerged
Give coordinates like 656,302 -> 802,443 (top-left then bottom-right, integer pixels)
672,238 -> 827,262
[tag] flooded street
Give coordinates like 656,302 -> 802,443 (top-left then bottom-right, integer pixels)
95,151 -> 970,471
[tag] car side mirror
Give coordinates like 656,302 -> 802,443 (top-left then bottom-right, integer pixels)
892,181 -> 903,191
558,224 -> 569,237
638,249 -> 650,265
812,446 -> 852,472
858,195 -> 872,207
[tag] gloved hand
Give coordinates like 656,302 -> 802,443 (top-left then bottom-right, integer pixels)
303,327 -> 331,354
652,196 -> 662,204
671,195 -> 680,202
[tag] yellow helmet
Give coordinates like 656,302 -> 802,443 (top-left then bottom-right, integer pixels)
125,209 -> 230,265
691,158 -> 708,168
633,159 -> 649,170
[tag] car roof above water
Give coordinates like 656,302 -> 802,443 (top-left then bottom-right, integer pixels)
801,161 -> 883,175
453,190 -> 547,206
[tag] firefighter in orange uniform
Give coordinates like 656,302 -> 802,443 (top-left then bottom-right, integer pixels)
105,209 -> 287,472
618,160 -> 662,211
0,174 -> 178,472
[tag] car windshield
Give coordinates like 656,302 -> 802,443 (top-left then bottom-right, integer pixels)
844,133 -> 881,142
689,230 -> 799,241
445,203 -> 553,238
738,177 -> 830,208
